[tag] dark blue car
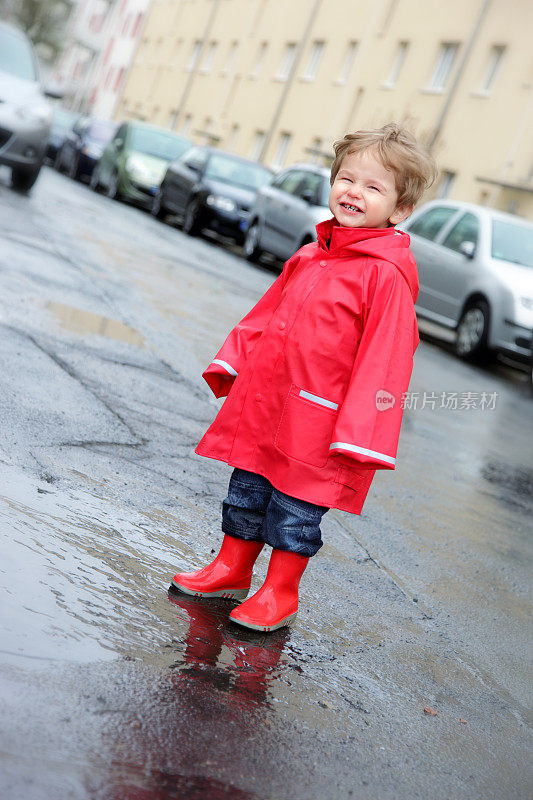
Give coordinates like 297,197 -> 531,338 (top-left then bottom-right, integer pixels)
55,117 -> 116,181
46,108 -> 81,163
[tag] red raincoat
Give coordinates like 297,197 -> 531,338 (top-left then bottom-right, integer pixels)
195,218 -> 420,514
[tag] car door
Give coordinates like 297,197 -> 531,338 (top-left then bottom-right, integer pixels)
165,147 -> 207,213
260,170 -> 308,257
430,212 -> 482,322
282,170 -> 326,254
406,205 -> 461,322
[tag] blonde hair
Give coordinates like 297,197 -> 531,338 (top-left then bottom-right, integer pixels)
331,123 -> 437,208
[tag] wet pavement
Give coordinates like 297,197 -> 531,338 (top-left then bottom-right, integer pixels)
0,166 -> 531,799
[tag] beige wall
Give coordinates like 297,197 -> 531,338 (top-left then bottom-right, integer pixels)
116,0 -> 533,217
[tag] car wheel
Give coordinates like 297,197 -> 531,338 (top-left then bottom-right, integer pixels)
11,164 -> 41,193
68,154 -> 79,181
243,219 -> 264,262
183,197 -> 202,236
54,147 -> 64,172
107,172 -> 121,201
151,188 -> 167,221
455,299 -> 491,361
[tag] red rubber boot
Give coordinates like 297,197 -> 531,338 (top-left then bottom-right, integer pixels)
171,535 -> 264,600
229,549 -> 309,632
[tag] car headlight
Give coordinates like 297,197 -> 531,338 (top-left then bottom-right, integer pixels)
126,155 -> 157,182
206,194 -> 237,213
519,296 -> 533,311
82,143 -> 103,159
16,101 -> 53,126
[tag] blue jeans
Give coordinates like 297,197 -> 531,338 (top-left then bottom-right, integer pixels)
222,468 -> 328,558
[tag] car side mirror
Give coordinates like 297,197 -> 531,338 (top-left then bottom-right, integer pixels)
44,85 -> 64,99
459,240 -> 476,258
300,189 -> 315,204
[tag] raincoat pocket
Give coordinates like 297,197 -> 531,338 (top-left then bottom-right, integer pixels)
274,385 -> 338,468
334,465 -> 367,493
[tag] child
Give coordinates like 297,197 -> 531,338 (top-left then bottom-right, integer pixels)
172,123 -> 436,632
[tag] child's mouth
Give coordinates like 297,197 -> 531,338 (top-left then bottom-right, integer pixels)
341,203 -> 363,213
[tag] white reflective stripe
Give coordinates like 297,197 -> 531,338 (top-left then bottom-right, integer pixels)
299,390 -> 338,410
212,359 -> 238,377
329,442 -> 396,466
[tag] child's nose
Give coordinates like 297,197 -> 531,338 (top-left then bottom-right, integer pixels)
346,182 -> 362,197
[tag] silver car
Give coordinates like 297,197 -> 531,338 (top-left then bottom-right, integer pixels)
402,200 -> 533,364
0,22 -> 54,191
243,163 -> 332,264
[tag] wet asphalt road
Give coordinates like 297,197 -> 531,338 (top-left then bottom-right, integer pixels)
0,166 -> 531,800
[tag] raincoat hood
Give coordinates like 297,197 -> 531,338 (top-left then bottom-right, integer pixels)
316,218 -> 419,302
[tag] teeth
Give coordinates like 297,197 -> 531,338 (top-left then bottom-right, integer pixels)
343,204 -> 361,212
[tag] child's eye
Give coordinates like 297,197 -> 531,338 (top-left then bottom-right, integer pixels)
369,185 -> 380,191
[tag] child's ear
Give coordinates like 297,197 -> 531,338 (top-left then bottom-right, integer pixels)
389,204 -> 414,225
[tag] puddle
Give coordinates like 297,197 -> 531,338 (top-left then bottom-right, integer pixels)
47,302 -> 145,348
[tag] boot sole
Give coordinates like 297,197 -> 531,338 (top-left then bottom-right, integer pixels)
170,580 -> 249,600
229,611 -> 297,633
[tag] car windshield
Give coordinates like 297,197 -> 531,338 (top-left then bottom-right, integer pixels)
87,121 -> 116,143
130,127 -> 191,160
205,154 -> 272,190
319,179 -> 330,207
491,220 -> 533,268
0,27 -> 38,81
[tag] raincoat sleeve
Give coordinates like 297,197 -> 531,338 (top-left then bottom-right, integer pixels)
202,253 -> 300,398
329,265 -> 419,470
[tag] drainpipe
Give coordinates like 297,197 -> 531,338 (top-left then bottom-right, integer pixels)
428,0 -> 491,152
259,0 -> 322,163
172,0 -> 221,129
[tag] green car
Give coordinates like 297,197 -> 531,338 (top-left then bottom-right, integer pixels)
91,120 -> 192,208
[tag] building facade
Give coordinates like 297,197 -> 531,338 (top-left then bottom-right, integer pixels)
55,0 -> 149,118
114,0 -> 533,216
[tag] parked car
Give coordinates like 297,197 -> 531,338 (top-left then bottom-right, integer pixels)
152,146 -> 273,242
45,107 -> 80,164
402,200 -> 533,363
0,21 -> 56,191
55,117 -> 116,180
243,163 -> 332,263
92,121 -> 192,207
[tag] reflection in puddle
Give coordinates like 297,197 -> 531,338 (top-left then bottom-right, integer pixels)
167,589 -> 290,708
47,301 -> 145,348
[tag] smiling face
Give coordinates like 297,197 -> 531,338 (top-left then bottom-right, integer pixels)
329,149 -> 412,229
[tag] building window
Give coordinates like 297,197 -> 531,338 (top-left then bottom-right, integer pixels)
251,41 -> 268,78
273,132 -> 291,169
182,114 -> 192,135
227,123 -> 239,152
428,43 -> 459,91
479,45 -> 505,93
201,41 -> 218,73
114,67 -> 125,93
250,130 -> 266,160
308,137 -> 322,163
187,40 -> 202,71
168,109 -> 179,128
337,41 -> 357,84
384,41 -> 408,87
302,41 -> 324,81
131,13 -> 143,39
276,43 -> 296,81
437,171 -> 456,199
222,41 -> 239,74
